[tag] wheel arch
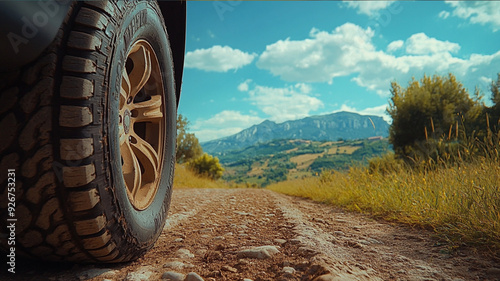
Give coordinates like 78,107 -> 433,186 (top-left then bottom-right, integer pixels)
158,0 -> 186,108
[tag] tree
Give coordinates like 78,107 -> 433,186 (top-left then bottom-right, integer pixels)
176,114 -> 202,163
388,73 -> 482,159
487,73 -> 500,132
188,153 -> 224,179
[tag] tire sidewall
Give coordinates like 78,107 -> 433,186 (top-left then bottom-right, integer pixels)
106,2 -> 176,246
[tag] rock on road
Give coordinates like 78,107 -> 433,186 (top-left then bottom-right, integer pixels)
3,188 -> 499,281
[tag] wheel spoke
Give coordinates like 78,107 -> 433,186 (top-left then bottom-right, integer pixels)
132,95 -> 163,122
121,70 -> 131,109
130,132 -> 160,179
129,45 -> 152,98
119,40 -> 165,210
121,141 -> 142,199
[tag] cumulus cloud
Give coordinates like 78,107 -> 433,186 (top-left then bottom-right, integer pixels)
237,79 -> 252,92
342,0 -> 397,18
192,110 -> 264,142
256,23 -> 500,97
405,33 -> 460,55
257,23 -> 377,84
445,1 -> 500,31
387,40 -> 404,52
239,81 -> 323,123
185,45 -> 257,72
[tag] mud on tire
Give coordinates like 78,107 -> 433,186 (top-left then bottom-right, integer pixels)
0,0 -> 177,263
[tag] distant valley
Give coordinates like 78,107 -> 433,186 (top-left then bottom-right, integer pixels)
220,138 -> 391,186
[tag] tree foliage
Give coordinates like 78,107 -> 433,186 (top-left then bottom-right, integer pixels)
176,114 -> 202,163
487,73 -> 500,132
388,73 -> 482,159
188,153 -> 224,180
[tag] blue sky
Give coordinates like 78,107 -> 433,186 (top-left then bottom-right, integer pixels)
178,1 -> 500,142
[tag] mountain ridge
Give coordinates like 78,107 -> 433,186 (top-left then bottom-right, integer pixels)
201,111 -> 390,154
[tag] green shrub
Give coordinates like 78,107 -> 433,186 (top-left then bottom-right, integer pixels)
188,153 -> 224,180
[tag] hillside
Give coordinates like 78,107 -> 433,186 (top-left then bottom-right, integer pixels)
220,138 -> 391,186
201,111 -> 390,154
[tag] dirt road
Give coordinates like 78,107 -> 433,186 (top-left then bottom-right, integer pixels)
3,188 -> 499,280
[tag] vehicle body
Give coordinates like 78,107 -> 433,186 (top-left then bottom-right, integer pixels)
0,0 -> 186,263
0,0 -> 185,104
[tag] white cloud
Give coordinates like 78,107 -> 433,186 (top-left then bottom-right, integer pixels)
185,45 -> 257,72
257,23 -> 376,84
237,79 -> 252,92
439,10 -> 450,19
387,40 -> 404,52
240,82 -> 323,123
256,23 -> 499,97
334,104 -> 391,123
342,0 -> 396,18
405,33 -> 460,55
294,83 -> 312,94
192,110 -> 264,142
445,1 -> 500,32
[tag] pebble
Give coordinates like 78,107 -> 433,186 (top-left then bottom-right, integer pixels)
282,266 -> 296,274
221,265 -> 238,273
125,266 -> 154,281
174,238 -> 184,242
274,238 -> 287,244
295,246 -> 317,256
185,272 -> 204,281
176,248 -> 195,259
163,261 -> 194,269
161,271 -> 185,281
237,245 -> 280,259
76,268 -> 115,280
366,238 -> 382,244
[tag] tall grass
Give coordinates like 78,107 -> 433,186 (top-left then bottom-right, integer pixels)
173,164 -> 226,189
267,132 -> 500,255
174,163 -> 247,189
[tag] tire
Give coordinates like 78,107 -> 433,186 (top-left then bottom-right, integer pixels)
0,0 -> 177,263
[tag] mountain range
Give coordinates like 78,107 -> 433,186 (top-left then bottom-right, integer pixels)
201,111 -> 390,154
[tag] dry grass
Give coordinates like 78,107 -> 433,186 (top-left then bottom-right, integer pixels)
290,153 -> 324,169
173,164 -> 227,189
268,159 -> 500,254
247,160 -> 268,177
